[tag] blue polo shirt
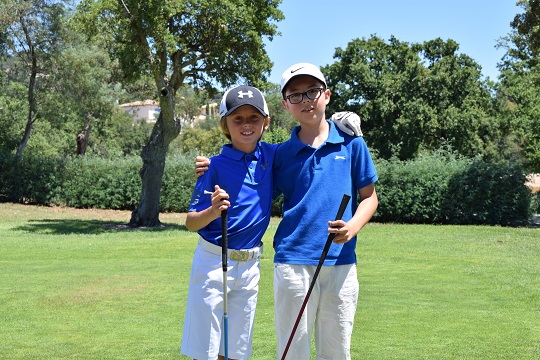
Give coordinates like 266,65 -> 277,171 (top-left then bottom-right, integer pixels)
273,121 -> 378,266
189,142 -> 278,250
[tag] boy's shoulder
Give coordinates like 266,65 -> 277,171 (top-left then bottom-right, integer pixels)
259,141 -> 280,152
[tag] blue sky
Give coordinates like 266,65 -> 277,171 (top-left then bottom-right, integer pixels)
264,0 -> 521,84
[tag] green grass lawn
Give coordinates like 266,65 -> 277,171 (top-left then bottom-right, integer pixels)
0,204 -> 539,359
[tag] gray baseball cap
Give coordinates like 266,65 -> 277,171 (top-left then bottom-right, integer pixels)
219,85 -> 269,118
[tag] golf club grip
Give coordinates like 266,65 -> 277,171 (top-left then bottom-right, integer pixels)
280,194 -> 351,360
221,210 -> 228,271
318,193 -> 351,263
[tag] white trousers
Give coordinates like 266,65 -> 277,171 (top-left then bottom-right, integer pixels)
181,244 -> 260,360
274,263 -> 359,360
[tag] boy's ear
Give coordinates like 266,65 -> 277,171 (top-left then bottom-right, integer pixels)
324,88 -> 331,105
264,117 -> 271,132
281,98 -> 289,110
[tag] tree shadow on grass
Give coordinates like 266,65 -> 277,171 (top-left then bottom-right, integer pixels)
13,219 -> 187,235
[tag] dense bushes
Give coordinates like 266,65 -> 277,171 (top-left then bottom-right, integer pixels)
373,152 -> 533,226
0,150 -> 535,226
0,150 -> 62,204
373,152 -> 470,223
442,161 -> 532,226
58,155 -> 143,210
160,153 -> 199,212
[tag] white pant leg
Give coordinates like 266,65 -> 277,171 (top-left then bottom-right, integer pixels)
314,264 -> 358,360
225,257 -> 260,359
274,263 -> 320,360
181,245 -> 260,360
181,246 -> 223,359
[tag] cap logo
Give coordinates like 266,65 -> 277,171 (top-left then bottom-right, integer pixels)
291,66 -> 305,73
238,90 -> 253,98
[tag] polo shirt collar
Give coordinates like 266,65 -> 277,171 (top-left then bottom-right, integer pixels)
221,143 -> 261,160
289,120 -> 346,155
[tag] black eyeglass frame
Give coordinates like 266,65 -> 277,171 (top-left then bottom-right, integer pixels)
285,87 -> 325,104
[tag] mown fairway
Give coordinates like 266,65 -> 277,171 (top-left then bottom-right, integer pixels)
0,204 -> 538,359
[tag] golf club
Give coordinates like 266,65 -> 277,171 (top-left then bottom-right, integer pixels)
281,194 -> 351,360
221,210 -> 229,360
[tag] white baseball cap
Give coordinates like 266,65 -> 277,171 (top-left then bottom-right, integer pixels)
280,62 -> 327,95
219,85 -> 269,118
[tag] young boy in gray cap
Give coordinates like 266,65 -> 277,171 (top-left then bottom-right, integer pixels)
182,85 -> 276,360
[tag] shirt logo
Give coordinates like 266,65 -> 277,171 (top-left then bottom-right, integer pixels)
238,90 -> 253,98
335,155 -> 346,160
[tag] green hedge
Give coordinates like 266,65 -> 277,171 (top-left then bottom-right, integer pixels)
373,153 -> 532,226
160,153 -> 198,212
53,153 -> 198,212
0,150 -> 62,204
442,161 -> 532,226
55,155 -> 143,210
373,152 -> 470,224
0,150 -> 534,226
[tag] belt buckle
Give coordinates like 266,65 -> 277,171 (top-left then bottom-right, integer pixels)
230,250 -> 249,261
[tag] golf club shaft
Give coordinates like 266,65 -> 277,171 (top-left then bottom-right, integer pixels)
281,194 -> 351,360
221,210 -> 229,360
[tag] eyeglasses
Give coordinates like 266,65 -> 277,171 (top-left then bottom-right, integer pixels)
285,88 -> 325,104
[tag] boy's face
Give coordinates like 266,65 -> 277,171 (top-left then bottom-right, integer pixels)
223,105 -> 270,153
282,75 -> 330,125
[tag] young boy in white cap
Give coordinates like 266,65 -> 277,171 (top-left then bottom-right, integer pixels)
273,63 -> 378,359
181,85 -> 276,360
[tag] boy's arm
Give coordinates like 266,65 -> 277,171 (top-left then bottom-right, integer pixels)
327,184 -> 378,244
185,186 -> 230,231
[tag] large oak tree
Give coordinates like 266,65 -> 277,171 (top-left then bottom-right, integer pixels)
74,0 -> 283,226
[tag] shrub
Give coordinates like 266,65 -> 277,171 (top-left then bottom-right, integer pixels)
1,149 -> 533,226
442,161 -> 532,226
160,152 -> 198,213
373,152 -> 532,226
54,155 -> 142,210
0,150 -> 62,204
373,152 -> 471,223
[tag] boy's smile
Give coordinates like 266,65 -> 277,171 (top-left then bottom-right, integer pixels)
226,105 -> 269,153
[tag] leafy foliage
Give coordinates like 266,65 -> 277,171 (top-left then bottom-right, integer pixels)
0,150 -> 62,204
176,126 -> 226,156
0,0 -> 72,158
496,1 -> 540,172
374,151 -> 471,223
443,161 -> 532,226
324,36 -> 499,161
160,152 -> 198,212
54,155 -> 142,209
373,151 -> 532,226
511,0 -> 540,57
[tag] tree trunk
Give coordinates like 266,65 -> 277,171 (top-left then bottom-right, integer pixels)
129,112 -> 169,227
76,117 -> 92,155
16,58 -> 38,160
15,113 -> 35,160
